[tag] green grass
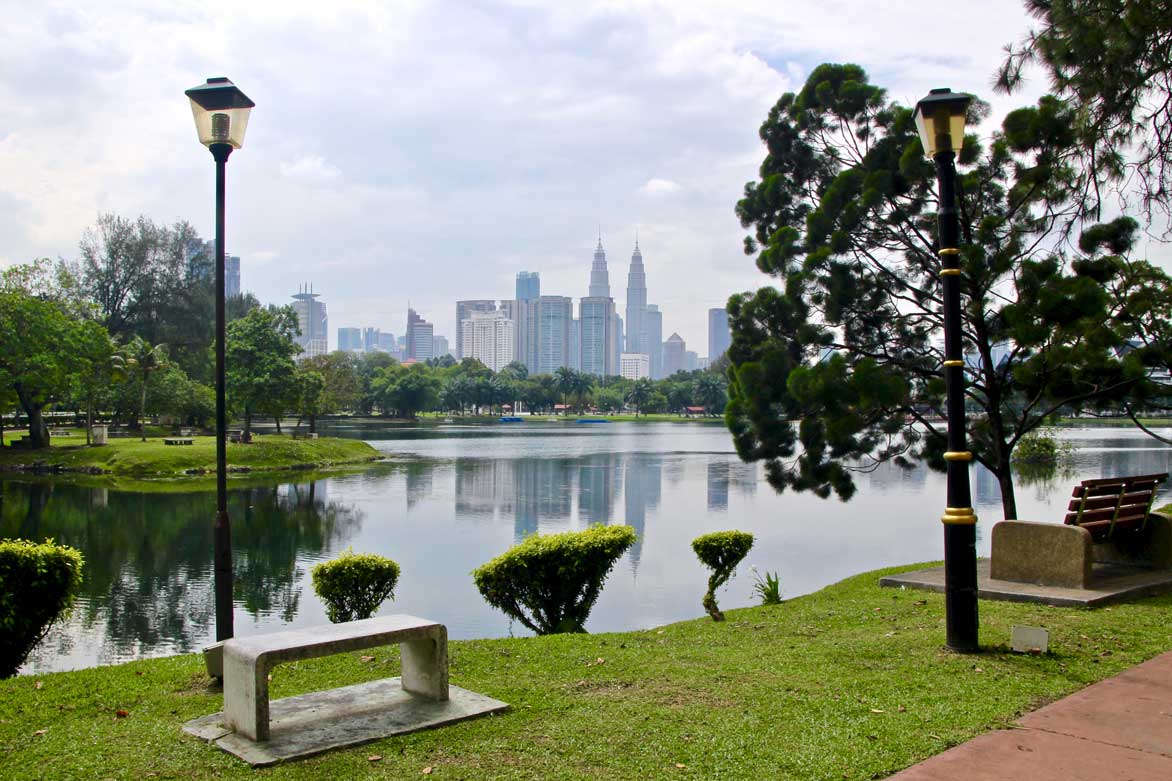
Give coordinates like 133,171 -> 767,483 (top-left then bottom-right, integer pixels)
2,563 -> 1170,780
0,433 -> 380,484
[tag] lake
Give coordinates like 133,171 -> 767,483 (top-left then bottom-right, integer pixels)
4,421 -> 1170,674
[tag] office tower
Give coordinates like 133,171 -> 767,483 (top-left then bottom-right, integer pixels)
379,332 -> 397,353
291,284 -> 328,359
645,305 -> 663,379
361,327 -> 380,352
621,353 -> 650,380
579,296 -> 616,377
516,271 -> 540,301
405,308 -> 435,361
462,310 -> 515,371
569,317 -> 580,371
529,296 -> 573,374
455,300 -> 496,359
625,238 -> 647,354
225,255 -> 241,299
708,307 -> 731,362
589,235 -> 610,297
685,350 -> 699,371
611,314 -> 623,378
338,327 -> 362,353
662,332 -> 686,376
433,335 -> 450,359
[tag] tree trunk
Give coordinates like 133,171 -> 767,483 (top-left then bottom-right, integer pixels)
309,414 -> 317,434
243,406 -> 252,438
997,467 -> 1018,521
273,415 -> 282,435
25,404 -> 49,449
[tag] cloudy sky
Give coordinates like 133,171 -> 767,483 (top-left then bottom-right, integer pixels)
2,0 -> 1073,352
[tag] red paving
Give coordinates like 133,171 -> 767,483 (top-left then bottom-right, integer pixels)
887,650 -> 1172,780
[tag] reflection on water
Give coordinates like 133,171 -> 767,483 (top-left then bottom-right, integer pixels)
3,422 -> 1170,674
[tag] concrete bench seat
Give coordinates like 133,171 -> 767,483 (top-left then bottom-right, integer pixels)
164,437 -> 194,446
223,615 -> 448,742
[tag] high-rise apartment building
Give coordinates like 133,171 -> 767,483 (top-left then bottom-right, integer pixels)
708,307 -> 731,362
338,327 -> 362,353
570,317 -> 580,371
291,285 -> 328,359
625,239 -> 647,355
455,300 -> 496,359
579,296 -> 616,377
620,353 -> 650,381
379,332 -> 397,355
462,310 -> 515,371
405,308 -> 435,361
662,332 -> 687,377
529,296 -> 573,374
645,305 -> 663,379
433,335 -> 450,359
516,271 -> 540,301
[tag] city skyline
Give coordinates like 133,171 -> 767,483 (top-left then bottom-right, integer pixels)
1,3 -> 1078,357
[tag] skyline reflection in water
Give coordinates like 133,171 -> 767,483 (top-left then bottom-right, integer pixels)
3,422 -> 1169,674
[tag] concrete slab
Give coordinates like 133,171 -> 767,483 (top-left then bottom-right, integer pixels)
879,559 -> 1172,607
885,728 -> 1172,780
183,677 -> 508,767
1017,653 -> 1172,757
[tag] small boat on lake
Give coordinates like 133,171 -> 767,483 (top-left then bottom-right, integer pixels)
499,416 -> 524,423
575,418 -> 609,424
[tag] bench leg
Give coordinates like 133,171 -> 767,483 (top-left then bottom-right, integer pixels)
224,650 -> 270,742
401,629 -> 448,701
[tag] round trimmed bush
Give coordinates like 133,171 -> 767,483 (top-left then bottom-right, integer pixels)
311,549 -> 400,623
472,525 -> 636,635
0,538 -> 85,677
692,530 -> 754,621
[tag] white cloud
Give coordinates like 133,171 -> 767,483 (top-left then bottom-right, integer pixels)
279,155 -> 341,182
640,178 -> 682,195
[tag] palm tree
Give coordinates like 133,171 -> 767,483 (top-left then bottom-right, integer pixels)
693,374 -> 727,416
555,367 -> 576,414
626,378 -> 654,417
121,337 -> 168,440
571,371 -> 594,413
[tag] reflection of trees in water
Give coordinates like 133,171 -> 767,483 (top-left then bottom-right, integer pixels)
707,460 -> 729,511
0,479 -> 362,665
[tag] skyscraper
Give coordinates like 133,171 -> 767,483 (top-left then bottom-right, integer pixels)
516,271 -> 540,301
433,335 -> 450,359
708,307 -> 731,362
625,238 -> 647,354
225,255 -> 241,299
529,296 -> 572,374
405,308 -> 435,361
645,305 -> 663,379
291,284 -> 328,359
579,296 -> 615,377
662,332 -> 687,376
589,235 -> 610,297
363,327 -> 381,352
455,300 -> 496,359
338,327 -> 362,352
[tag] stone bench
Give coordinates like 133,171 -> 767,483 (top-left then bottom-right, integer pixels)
222,615 -> 448,742
164,437 -> 194,446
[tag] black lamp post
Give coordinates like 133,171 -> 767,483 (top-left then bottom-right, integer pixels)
914,87 -> 979,653
185,77 -> 255,642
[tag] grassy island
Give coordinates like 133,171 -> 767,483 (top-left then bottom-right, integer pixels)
2,564 -> 1170,780
0,432 -> 380,482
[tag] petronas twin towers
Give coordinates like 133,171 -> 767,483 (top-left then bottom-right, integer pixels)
585,233 -> 660,379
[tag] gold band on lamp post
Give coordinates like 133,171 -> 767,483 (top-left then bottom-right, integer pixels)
940,268 -> 962,276
943,451 -> 972,461
942,507 -> 978,525
943,359 -> 964,367
938,248 -> 961,256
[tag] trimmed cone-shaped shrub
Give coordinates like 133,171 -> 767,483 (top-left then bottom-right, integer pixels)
0,539 -> 84,677
473,525 -> 636,635
311,549 -> 400,623
692,530 -> 754,621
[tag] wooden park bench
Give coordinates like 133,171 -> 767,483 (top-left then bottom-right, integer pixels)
164,437 -> 195,446
992,472 -> 1171,589
186,615 -> 507,765
1064,473 -> 1167,541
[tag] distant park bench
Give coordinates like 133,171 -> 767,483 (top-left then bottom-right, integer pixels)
291,431 -> 318,440
228,430 -> 251,444
49,429 -> 74,437
992,472 -> 1171,588
164,438 -> 194,446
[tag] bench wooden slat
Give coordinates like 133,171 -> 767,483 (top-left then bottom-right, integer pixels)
1067,490 -> 1157,513
1064,472 -> 1167,541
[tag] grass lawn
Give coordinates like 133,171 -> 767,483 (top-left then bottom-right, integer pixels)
2,563 -> 1170,779
0,432 -> 379,482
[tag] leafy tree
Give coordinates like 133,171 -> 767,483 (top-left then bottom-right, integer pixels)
500,361 -> 529,382
225,306 -> 301,437
0,280 -> 83,448
118,337 -> 168,440
299,352 -> 363,425
998,0 -> 1172,226
727,63 -> 1145,520
72,321 -> 117,445
357,352 -> 399,414
693,374 -> 727,416
375,363 -> 440,419
555,367 -> 577,413
594,386 -> 625,413
522,374 -> 560,414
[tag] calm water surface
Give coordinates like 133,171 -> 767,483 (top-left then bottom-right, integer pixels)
4,421 -> 1170,674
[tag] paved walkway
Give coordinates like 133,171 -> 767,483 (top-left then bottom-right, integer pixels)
887,650 -> 1172,780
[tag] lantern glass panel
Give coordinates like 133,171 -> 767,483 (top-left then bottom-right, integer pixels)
188,102 -> 252,149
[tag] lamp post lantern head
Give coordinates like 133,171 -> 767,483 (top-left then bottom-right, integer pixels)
914,88 -> 972,159
185,77 -> 255,150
